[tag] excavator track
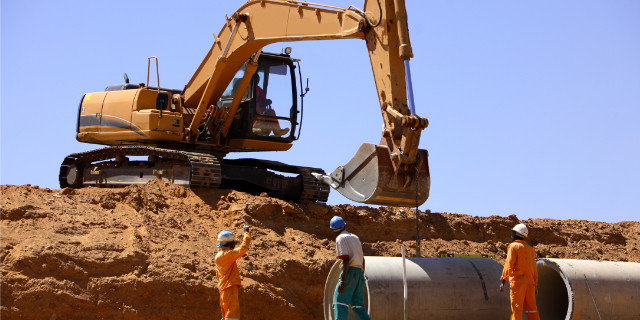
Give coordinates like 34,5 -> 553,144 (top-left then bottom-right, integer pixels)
59,146 -> 221,189
59,147 -> 329,202
220,159 -> 330,202
298,167 -> 331,202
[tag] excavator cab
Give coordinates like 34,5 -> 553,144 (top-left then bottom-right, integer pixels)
224,53 -> 298,143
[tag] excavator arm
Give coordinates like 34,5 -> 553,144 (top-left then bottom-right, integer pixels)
182,1 -> 366,138
182,0 -> 430,206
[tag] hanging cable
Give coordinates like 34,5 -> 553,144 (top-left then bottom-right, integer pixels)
415,152 -> 421,257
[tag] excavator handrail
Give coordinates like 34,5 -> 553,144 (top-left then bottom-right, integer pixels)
284,0 -> 348,11
284,0 -> 382,25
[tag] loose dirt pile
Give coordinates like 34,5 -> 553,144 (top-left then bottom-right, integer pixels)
2,181 -> 639,319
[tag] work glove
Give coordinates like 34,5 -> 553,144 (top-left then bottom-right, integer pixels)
338,281 -> 346,294
243,225 -> 250,233
499,281 -> 505,293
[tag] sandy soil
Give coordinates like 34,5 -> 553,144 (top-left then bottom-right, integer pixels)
2,180 -> 638,319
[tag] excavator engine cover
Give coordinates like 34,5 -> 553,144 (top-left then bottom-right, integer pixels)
319,143 -> 429,206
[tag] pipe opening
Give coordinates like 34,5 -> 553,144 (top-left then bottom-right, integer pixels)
537,265 -> 570,319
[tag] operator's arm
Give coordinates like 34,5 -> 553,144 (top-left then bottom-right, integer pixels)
532,246 -> 538,294
336,235 -> 350,294
338,256 -> 350,294
533,262 -> 538,286
501,244 -> 517,280
500,244 -> 517,292
256,86 -> 267,112
533,268 -> 538,296
341,257 -> 350,281
229,231 -> 252,261
532,248 -> 538,287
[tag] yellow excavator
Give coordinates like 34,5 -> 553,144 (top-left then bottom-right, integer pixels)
61,0 -> 430,207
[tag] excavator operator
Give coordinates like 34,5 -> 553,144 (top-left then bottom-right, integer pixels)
252,73 -> 289,137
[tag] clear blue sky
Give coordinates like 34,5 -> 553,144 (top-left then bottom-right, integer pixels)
2,1 -> 639,223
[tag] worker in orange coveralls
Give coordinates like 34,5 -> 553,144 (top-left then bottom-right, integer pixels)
215,225 -> 251,320
500,223 -> 540,320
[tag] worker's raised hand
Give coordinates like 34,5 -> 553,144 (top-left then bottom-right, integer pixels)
338,281 -> 346,294
243,225 -> 250,233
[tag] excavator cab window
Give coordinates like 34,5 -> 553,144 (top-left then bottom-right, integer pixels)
226,54 -> 297,143
221,61 -> 252,102
250,58 -> 295,140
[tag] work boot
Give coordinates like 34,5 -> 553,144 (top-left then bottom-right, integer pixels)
252,127 -> 271,136
272,128 -> 289,137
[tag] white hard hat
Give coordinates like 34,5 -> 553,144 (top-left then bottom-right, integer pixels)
217,230 -> 236,242
512,224 -> 528,238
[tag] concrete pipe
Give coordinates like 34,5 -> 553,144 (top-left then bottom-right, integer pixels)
323,256 -> 510,320
536,258 -> 640,320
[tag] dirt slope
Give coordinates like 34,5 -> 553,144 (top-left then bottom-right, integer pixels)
1,181 -> 638,319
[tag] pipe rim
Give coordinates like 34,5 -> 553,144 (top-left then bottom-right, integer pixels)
323,260 -> 371,320
537,258 -> 575,320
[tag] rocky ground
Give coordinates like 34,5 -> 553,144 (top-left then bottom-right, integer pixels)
1,181 -> 639,319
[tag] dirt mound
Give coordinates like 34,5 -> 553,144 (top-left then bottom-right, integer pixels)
2,181 -> 639,319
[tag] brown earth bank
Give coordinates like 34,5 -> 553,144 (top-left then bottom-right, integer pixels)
1,180 -> 639,319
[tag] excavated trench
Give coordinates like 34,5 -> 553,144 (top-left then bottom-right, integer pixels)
1,181 -> 639,319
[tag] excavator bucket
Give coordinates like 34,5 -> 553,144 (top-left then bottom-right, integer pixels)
314,143 -> 429,207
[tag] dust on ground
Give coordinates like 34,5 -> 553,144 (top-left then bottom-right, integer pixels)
2,180 -> 639,319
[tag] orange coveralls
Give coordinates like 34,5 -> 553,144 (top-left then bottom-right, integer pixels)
215,232 -> 251,320
501,240 -> 539,320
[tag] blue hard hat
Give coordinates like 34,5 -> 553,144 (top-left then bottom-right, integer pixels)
217,230 -> 236,242
330,216 -> 346,229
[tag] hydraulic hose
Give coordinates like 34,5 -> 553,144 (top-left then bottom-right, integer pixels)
365,0 -> 382,27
